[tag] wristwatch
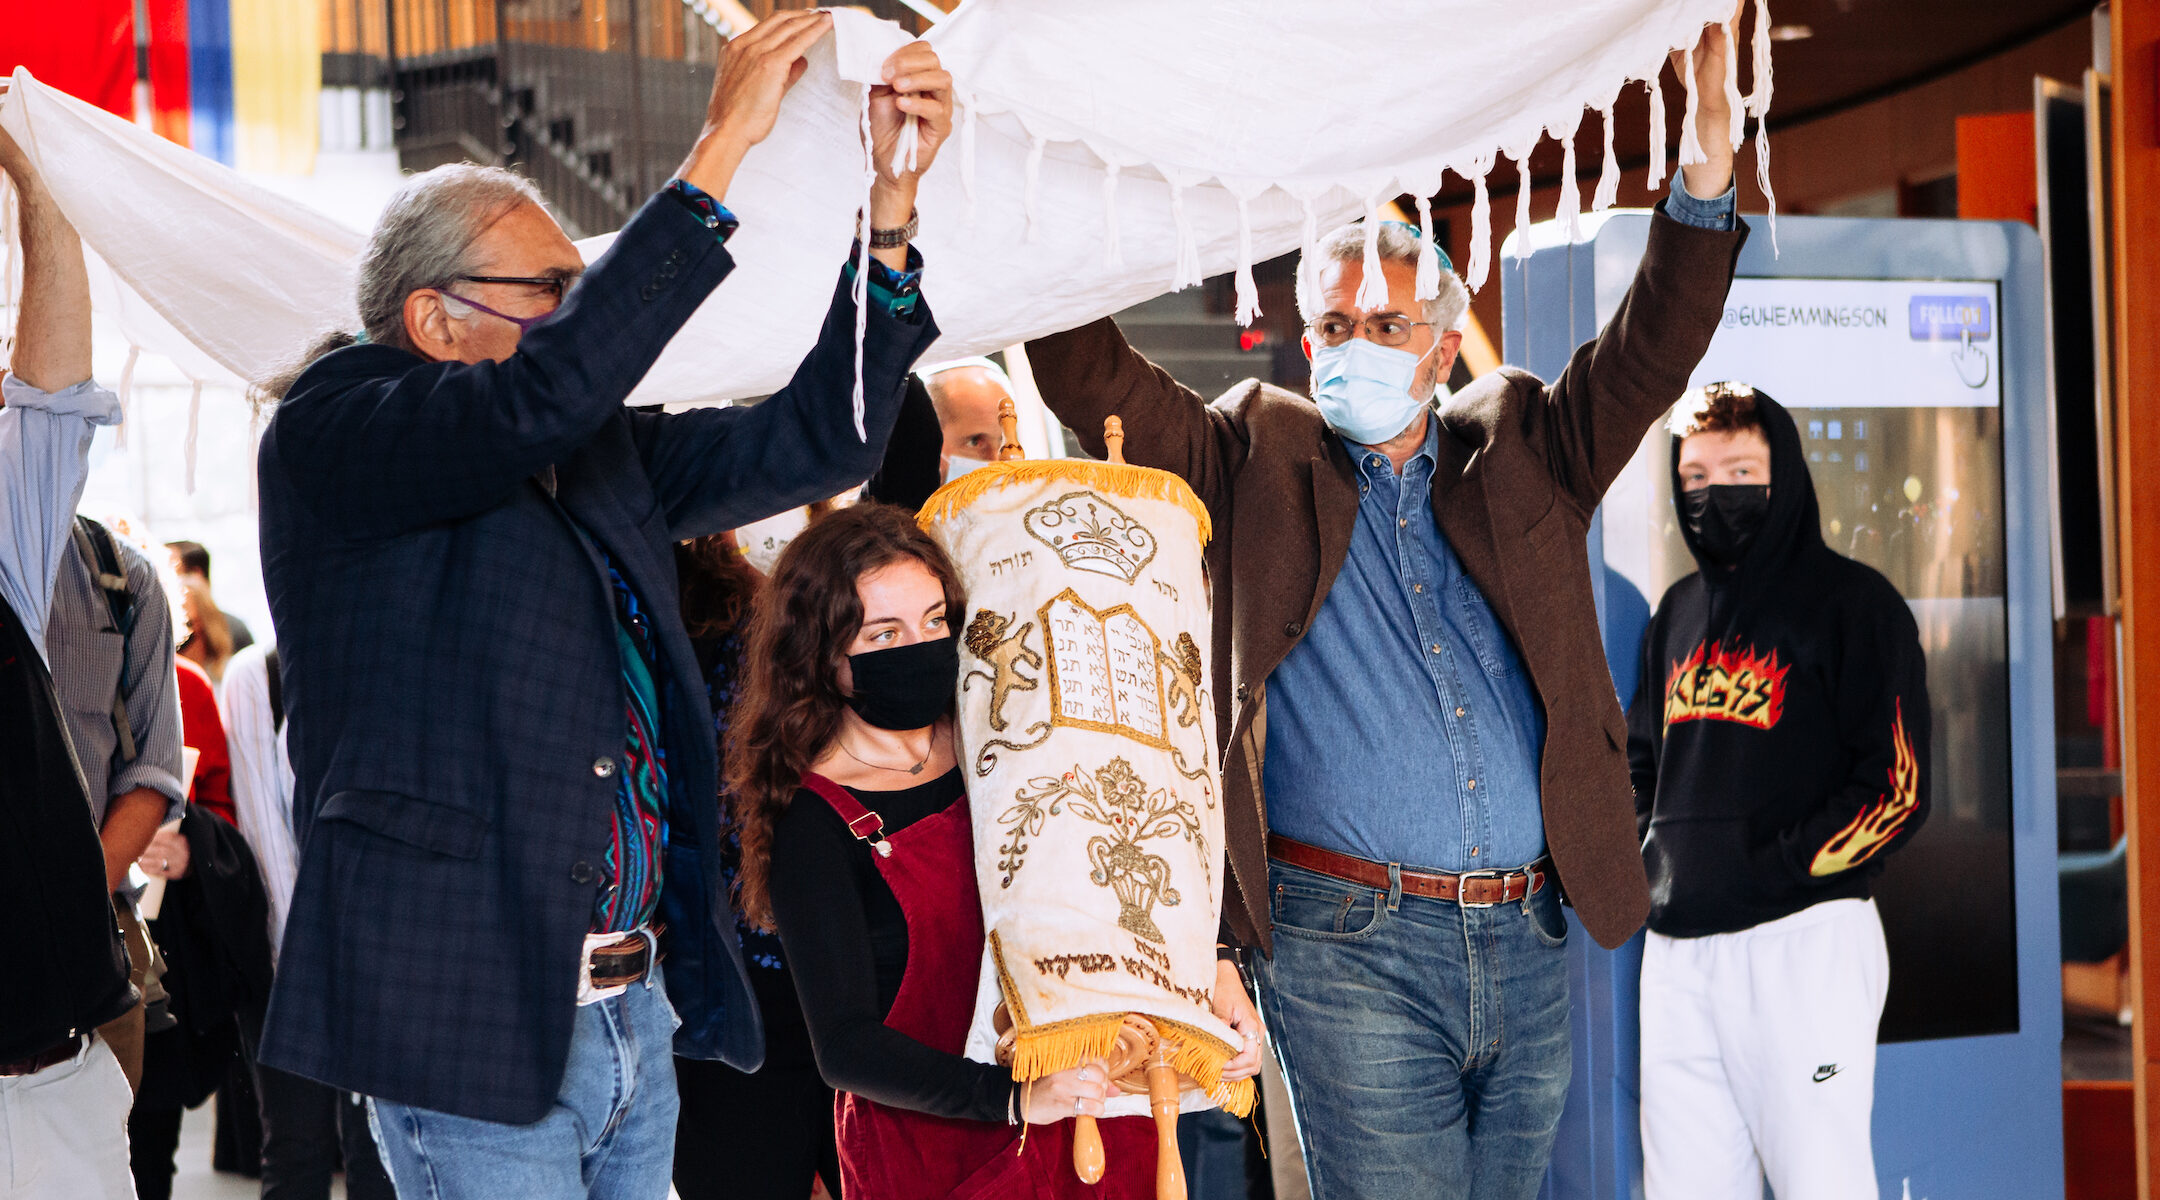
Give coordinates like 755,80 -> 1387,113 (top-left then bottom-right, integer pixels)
865,207 -> 919,250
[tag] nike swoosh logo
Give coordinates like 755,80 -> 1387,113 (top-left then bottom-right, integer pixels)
1812,1065 -> 1840,1083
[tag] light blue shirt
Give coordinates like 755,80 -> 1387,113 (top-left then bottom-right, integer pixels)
1261,175 -> 1738,872
0,374 -> 118,662
1263,417 -> 1548,872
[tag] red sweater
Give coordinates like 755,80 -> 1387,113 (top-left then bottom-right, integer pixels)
175,657 -> 235,827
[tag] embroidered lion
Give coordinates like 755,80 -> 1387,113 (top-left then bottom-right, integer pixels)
1160,632 -> 1204,729
964,610 -> 1041,731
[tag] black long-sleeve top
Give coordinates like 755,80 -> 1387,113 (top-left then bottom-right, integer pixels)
768,767 -> 1017,1123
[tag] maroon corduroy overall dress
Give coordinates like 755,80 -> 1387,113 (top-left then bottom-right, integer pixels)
799,773 -> 1156,1199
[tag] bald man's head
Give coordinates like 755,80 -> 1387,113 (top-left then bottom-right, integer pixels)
924,364 -> 1010,472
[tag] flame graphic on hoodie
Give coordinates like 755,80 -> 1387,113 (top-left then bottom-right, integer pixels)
1809,700 -> 1921,877
1663,641 -> 1790,731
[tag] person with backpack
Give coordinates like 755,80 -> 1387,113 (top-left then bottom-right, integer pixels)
0,90 -> 148,1200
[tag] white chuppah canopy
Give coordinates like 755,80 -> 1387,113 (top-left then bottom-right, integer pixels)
0,0 -> 1768,433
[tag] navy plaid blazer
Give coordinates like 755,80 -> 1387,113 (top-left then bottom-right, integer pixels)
254,193 -> 937,1123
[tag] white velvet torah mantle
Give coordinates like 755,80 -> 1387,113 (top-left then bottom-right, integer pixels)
920,460 -> 1254,1118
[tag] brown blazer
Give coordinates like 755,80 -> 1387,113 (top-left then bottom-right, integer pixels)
1024,209 -> 1747,953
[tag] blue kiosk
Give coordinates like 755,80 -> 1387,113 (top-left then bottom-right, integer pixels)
1504,211 -> 2065,1200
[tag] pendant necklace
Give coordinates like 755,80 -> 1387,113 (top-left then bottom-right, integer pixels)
839,736 -> 929,776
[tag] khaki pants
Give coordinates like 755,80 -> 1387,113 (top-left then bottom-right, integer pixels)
96,896 -> 165,1095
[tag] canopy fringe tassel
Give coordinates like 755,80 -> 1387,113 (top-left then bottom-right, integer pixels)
1296,196 -> 1320,315
1557,118 -> 1583,243
1749,0 -> 1775,117
1354,195 -> 1387,311
1647,74 -> 1668,189
1413,194 -> 1440,301
1234,195 -> 1261,326
887,114 -> 920,178
1749,0 -> 1780,256
1169,183 -> 1201,291
1467,158 -> 1494,292
1594,103 -> 1621,211
849,85 -> 874,442
1510,148 -> 1533,260
1677,44 -> 1707,167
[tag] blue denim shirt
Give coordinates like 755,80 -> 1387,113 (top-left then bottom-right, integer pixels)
1261,175 -> 1737,873
1263,418 -> 1548,872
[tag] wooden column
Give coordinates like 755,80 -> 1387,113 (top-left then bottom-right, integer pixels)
2112,2 -> 2160,1194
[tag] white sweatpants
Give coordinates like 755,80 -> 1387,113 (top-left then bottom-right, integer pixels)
0,1033 -> 138,1199
1640,898 -> 1889,1200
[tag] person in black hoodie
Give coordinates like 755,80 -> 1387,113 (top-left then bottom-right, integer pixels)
1627,382 -> 1929,1200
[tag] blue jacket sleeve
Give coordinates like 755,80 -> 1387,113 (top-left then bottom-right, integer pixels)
268,192 -> 736,540
628,266 -> 941,540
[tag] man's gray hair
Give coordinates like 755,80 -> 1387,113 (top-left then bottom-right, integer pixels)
357,163 -> 546,351
254,163 -> 545,408
1296,220 -> 1471,334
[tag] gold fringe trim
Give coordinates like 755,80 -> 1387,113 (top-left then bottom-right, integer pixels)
1006,1015 -> 1132,1081
987,933 -> 1254,1118
916,460 -> 1212,546
998,1008 -> 1257,1119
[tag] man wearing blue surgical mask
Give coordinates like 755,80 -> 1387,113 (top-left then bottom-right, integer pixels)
1023,20 -> 1751,1199
920,357 -> 1013,481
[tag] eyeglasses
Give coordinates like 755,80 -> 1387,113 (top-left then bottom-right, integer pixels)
458,273 -> 579,300
1305,312 -> 1437,348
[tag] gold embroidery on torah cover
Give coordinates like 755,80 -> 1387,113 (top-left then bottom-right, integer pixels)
921,462 -> 1254,1117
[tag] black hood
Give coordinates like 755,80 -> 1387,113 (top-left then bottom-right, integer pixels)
1669,387 -> 1825,583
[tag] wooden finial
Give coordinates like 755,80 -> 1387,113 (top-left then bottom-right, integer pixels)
1146,1026 -> 1188,1200
1104,415 -> 1126,465
998,398 -> 1024,461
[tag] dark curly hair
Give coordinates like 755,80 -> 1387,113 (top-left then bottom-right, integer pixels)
724,503 -> 968,930
674,532 -> 762,642
1667,380 -> 1764,439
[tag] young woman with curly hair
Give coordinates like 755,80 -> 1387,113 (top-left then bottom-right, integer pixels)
727,503 -> 1167,1199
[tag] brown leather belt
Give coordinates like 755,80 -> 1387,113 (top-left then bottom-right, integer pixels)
0,1034 -> 85,1077
588,932 -> 656,990
1268,834 -> 1549,907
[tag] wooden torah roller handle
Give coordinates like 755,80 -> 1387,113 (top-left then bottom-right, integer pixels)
991,1005 -> 1173,1189
1145,1023 -> 1188,1200
997,398 -> 1024,461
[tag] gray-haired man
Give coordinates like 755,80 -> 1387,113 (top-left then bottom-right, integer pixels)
1022,23 -> 1750,1199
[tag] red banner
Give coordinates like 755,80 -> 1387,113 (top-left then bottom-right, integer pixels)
0,0 -> 137,118
145,0 -> 192,145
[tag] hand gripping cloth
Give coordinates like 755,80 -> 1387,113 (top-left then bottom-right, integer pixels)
919,461 -> 1252,1119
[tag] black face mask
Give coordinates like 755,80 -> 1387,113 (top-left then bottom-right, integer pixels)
1682,484 -> 1772,568
845,635 -> 959,730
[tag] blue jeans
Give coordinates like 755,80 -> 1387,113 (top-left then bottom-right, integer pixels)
367,967 -> 681,1200
1178,1104 -> 1250,1200
1253,859 -> 1573,1200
